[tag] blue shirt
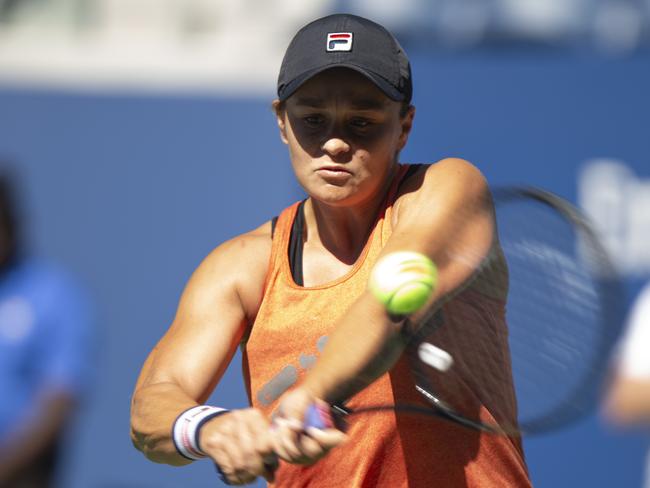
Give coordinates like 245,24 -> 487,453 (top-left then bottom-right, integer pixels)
0,259 -> 93,439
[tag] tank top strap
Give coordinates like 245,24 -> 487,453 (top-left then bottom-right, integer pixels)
263,201 -> 300,292
384,164 -> 411,206
379,163 -> 416,246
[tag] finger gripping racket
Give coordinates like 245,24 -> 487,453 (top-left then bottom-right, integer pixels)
306,186 -> 624,437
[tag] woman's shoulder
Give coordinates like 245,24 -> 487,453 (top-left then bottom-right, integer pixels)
409,158 -> 484,183
395,159 -> 487,212
203,197 -> 304,282
191,221 -> 273,316
208,220 -> 274,272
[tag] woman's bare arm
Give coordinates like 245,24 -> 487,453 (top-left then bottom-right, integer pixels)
130,224 -> 271,466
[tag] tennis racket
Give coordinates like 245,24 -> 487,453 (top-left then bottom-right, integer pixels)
304,186 -> 624,437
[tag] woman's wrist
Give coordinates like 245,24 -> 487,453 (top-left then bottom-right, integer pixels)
171,405 -> 230,461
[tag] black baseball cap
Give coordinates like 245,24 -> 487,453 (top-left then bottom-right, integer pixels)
277,14 -> 412,104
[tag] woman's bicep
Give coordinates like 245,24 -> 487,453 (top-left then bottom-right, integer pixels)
135,239 -> 257,403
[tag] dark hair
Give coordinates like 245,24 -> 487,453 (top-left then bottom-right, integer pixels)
399,101 -> 413,118
273,100 -> 413,119
0,166 -> 22,267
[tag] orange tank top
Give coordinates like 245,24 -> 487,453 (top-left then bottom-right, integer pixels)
243,164 -> 531,487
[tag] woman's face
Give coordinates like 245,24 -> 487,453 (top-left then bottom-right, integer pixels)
276,68 -> 414,208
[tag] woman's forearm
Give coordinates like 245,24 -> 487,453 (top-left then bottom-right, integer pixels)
130,381 -> 198,465
301,291 -> 406,404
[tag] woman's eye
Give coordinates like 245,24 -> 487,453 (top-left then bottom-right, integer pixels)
351,119 -> 371,128
304,115 -> 323,126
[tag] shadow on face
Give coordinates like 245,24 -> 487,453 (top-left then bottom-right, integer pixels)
280,68 -> 407,159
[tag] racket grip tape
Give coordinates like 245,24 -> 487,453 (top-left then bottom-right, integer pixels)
304,403 -> 347,431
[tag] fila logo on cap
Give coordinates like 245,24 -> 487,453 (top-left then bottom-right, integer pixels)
326,32 -> 353,52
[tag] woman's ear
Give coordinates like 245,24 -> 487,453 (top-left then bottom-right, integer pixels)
397,105 -> 415,151
272,99 -> 289,145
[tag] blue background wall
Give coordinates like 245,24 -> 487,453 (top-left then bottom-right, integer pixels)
0,47 -> 648,487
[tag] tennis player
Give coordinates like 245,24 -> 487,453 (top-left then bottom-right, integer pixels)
131,14 -> 531,487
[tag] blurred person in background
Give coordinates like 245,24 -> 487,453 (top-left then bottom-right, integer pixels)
606,281 -> 650,487
0,166 -> 93,487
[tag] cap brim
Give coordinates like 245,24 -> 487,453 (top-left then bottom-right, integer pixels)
278,63 -> 405,102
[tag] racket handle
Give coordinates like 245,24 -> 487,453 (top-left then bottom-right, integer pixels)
305,403 -> 335,429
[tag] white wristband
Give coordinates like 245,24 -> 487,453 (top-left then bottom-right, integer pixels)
172,405 -> 229,461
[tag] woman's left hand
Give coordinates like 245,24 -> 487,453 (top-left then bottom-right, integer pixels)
270,388 -> 347,465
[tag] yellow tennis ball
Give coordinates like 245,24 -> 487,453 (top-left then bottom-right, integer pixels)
369,251 -> 437,315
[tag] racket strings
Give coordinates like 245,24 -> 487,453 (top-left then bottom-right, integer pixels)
408,191 -> 620,434
500,202 -> 606,427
